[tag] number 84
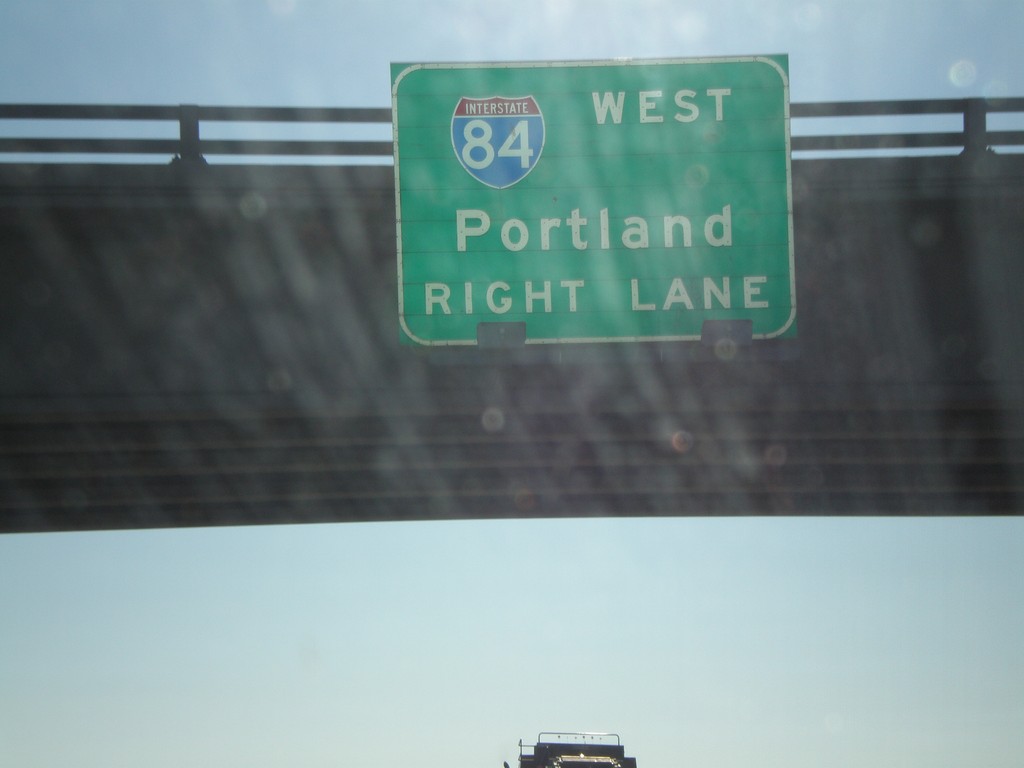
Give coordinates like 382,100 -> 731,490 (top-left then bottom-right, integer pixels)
460,119 -> 534,170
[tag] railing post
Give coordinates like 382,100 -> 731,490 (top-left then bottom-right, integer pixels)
176,104 -> 205,164
962,98 -> 988,156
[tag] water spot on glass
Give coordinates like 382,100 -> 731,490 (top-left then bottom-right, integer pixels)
684,163 -> 709,188
823,713 -> 844,734
805,466 -> 825,490
793,2 -> 823,31
764,444 -> 788,467
714,337 -> 737,361
982,79 -> 1009,99
671,430 -> 694,454
670,11 -> 709,45
702,126 -> 723,145
239,191 -> 268,220
948,59 -> 977,88
266,367 -> 292,393
267,0 -> 297,16
481,406 -> 505,433
513,485 -> 537,511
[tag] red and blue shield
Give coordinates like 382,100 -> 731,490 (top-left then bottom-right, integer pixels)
451,96 -> 545,189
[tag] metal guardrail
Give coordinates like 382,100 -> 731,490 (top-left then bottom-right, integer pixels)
0,104 -> 394,162
0,98 -> 1022,163
791,97 -> 1024,154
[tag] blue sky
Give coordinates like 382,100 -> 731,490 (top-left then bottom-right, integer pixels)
2,518 -> 1022,768
1,2 -> 1023,767
0,1 -> 1021,106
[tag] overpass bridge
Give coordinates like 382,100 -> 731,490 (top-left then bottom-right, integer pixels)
1,99 -> 1023,531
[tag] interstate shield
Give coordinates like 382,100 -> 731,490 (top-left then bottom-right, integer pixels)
451,96 -> 545,189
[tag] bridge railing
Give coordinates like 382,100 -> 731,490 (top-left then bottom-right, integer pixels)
0,98 -> 1021,164
0,104 -> 394,164
790,97 -> 1024,155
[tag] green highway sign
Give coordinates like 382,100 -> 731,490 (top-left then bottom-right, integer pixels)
392,57 -> 795,346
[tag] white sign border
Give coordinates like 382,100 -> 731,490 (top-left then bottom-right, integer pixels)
392,56 -> 795,347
